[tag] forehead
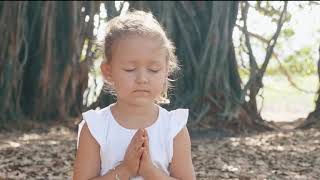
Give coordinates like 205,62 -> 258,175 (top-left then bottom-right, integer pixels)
112,35 -> 167,64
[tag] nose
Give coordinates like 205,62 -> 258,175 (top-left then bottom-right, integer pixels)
135,69 -> 148,84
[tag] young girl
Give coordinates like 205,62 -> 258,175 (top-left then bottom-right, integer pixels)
73,10 -> 196,180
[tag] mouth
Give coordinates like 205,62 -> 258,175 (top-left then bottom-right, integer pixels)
133,90 -> 151,95
133,90 -> 150,93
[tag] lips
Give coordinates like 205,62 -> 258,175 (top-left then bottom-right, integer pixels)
134,90 -> 150,92
133,89 -> 151,94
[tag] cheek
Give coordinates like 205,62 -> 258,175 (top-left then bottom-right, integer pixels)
112,72 -> 134,94
150,73 -> 167,90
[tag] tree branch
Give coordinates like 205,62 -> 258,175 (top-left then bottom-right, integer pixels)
241,1 -> 258,71
273,52 -> 317,94
260,1 -> 288,76
235,24 -> 269,44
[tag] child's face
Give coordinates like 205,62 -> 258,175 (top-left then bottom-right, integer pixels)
101,35 -> 168,106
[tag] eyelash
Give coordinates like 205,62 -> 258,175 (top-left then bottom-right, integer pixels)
149,69 -> 159,73
123,69 -> 159,73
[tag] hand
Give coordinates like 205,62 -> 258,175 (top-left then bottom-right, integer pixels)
122,129 -> 145,177
138,130 -> 157,177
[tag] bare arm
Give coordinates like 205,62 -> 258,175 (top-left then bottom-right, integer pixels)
73,123 -> 131,180
142,127 -> 196,180
169,127 -> 196,180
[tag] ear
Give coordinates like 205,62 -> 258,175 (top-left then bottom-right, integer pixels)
100,63 -> 113,82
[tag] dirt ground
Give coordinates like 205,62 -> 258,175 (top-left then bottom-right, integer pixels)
0,119 -> 319,180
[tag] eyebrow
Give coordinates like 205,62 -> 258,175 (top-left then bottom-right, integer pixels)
123,59 -> 162,65
149,60 -> 162,65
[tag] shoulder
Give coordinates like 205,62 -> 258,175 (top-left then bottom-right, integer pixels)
78,123 -> 100,147
159,106 -> 189,122
82,106 -> 110,119
80,106 -> 110,134
81,105 -> 112,128
174,127 -> 190,145
159,107 -> 189,139
77,105 -> 112,149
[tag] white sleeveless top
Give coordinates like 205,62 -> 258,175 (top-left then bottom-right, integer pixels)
77,103 -> 189,180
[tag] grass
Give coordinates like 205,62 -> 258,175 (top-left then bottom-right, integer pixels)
256,74 -> 318,122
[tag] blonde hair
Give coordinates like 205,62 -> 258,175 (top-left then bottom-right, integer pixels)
102,10 -> 179,104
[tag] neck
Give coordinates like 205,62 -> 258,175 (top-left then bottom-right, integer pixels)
112,100 -> 158,123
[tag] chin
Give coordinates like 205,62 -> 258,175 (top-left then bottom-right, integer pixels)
129,98 -> 154,106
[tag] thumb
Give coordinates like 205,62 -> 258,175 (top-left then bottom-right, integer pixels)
139,147 -> 144,159
140,148 -> 147,161
138,147 -> 144,170
138,147 -> 145,174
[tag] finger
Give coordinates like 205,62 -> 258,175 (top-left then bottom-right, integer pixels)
142,129 -> 146,137
137,129 -> 146,140
138,148 -> 144,173
130,130 -> 146,151
135,129 -> 143,138
140,129 -> 146,139
134,145 -> 139,152
133,136 -> 145,151
136,147 -> 144,158
129,131 -> 138,146
140,128 -> 146,135
144,131 -> 149,149
128,137 -> 140,154
139,136 -> 145,146
134,142 -> 144,152
141,148 -> 148,161
135,129 -> 144,138
131,129 -> 143,144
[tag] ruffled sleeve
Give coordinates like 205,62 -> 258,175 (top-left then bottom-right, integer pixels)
77,109 -> 107,149
168,108 -> 189,162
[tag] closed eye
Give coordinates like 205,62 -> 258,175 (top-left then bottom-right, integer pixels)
149,69 -> 160,73
124,69 -> 135,72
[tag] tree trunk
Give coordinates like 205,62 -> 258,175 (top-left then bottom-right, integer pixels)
130,1 -> 273,133
0,2 -> 100,122
298,45 -> 320,128
240,1 -> 288,126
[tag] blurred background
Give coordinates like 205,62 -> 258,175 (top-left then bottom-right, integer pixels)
0,1 -> 320,179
